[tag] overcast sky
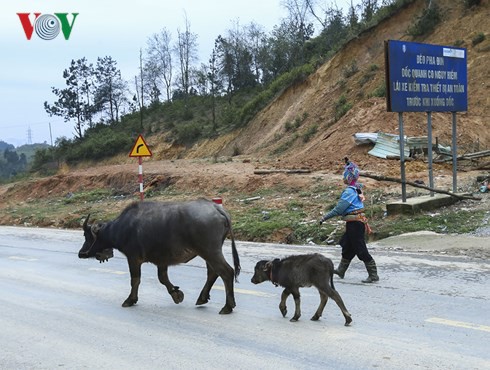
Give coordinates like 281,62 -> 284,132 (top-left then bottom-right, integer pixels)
1,0 -> 352,147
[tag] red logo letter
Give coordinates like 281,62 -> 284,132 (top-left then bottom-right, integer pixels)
17,13 -> 41,40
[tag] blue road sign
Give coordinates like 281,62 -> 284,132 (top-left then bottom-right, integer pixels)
385,40 -> 467,112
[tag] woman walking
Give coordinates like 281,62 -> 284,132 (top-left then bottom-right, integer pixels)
319,158 -> 379,283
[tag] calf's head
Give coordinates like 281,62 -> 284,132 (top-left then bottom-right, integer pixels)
251,260 -> 273,284
78,214 -> 113,263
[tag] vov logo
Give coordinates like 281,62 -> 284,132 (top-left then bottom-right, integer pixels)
17,13 -> 79,40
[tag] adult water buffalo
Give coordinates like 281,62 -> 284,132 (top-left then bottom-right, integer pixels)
78,199 -> 240,314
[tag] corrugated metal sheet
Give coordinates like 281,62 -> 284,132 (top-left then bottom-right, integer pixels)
407,136 -> 429,150
368,132 -> 410,159
353,133 -> 378,145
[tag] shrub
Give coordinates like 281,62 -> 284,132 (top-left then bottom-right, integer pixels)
464,0 -> 482,8
232,144 -> 241,156
334,95 -> 353,121
342,61 -> 359,78
31,147 -> 57,174
370,83 -> 387,98
63,129 -> 132,162
174,122 -> 202,144
302,125 -> 318,143
407,3 -> 441,37
272,134 -> 298,155
472,33 -> 485,46
237,64 -> 314,127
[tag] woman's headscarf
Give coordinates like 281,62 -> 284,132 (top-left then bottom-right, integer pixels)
343,157 -> 362,190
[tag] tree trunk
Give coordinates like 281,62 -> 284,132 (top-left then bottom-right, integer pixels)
361,172 -> 481,201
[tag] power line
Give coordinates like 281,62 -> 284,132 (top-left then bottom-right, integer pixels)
0,119 -> 65,129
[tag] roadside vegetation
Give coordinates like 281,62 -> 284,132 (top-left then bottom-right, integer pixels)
3,176 -> 487,245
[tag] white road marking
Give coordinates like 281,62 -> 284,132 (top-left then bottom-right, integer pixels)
212,285 -> 273,297
85,269 -> 272,297
8,256 -> 37,262
84,269 -> 272,297
426,317 -> 490,333
88,267 -> 127,275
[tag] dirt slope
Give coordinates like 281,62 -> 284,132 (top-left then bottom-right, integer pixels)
192,0 -> 489,175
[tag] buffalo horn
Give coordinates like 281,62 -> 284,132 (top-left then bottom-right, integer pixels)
83,214 -> 91,230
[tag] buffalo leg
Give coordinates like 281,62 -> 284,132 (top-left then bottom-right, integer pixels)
158,265 -> 184,304
205,255 -> 236,314
311,291 -> 328,321
290,288 -> 302,322
279,289 -> 290,317
196,262 -> 219,306
123,260 -> 142,307
325,286 -> 352,326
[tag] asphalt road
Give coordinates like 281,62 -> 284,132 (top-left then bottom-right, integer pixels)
0,226 -> 489,370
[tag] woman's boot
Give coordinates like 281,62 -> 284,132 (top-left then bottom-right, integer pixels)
362,259 -> 379,283
334,258 -> 351,279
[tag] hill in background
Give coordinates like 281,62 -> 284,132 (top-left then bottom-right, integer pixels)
147,0 -> 489,177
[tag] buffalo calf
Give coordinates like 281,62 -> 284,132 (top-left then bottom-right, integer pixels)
251,253 -> 352,325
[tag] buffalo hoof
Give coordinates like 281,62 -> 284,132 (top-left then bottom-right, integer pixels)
171,289 -> 184,304
310,315 -> 320,321
344,316 -> 353,326
290,317 -> 299,322
279,306 -> 287,318
219,305 -> 233,314
122,297 -> 137,307
195,294 -> 210,306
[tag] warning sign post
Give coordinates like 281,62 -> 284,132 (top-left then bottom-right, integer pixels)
129,134 -> 152,200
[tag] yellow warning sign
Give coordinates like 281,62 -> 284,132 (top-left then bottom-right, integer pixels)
129,134 -> 152,157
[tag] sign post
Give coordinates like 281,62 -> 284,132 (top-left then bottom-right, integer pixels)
129,134 -> 152,200
385,40 -> 467,201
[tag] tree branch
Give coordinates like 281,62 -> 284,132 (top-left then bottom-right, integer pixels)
361,172 -> 481,201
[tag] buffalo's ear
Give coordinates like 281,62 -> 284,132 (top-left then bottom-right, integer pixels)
264,258 -> 280,271
263,260 -> 273,271
83,214 -> 91,231
91,222 -> 103,236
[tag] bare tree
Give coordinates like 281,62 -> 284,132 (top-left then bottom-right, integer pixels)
207,43 -> 223,131
139,48 -> 145,110
133,48 -> 145,129
347,0 -> 360,32
174,13 -> 198,98
246,22 -> 267,84
305,0 -> 327,28
281,0 -> 310,32
280,0 -> 315,64
143,59 -> 161,105
361,0 -> 379,23
146,28 -> 173,102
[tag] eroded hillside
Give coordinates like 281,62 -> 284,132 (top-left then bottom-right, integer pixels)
175,0 -> 489,176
